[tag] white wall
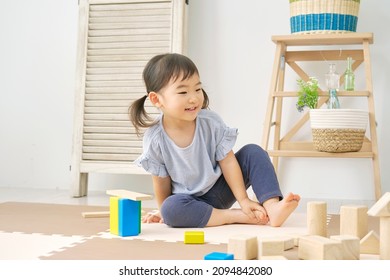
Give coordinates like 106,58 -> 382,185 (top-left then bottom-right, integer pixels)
186,0 -> 390,202
0,0 -> 78,189
0,0 -> 389,201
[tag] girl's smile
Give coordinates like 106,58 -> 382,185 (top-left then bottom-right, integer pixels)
149,73 -> 204,126
185,106 -> 198,111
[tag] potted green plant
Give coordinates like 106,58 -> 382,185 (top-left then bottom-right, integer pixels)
296,77 -> 368,153
296,77 -> 319,112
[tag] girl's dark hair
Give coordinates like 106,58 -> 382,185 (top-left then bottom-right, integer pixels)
129,53 -> 209,135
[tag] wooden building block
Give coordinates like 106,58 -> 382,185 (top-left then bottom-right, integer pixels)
82,211 -> 110,218
109,196 -> 119,235
360,230 -> 379,254
340,205 -> 368,239
307,201 -> 327,237
366,192 -> 390,259
184,231 -> 204,244
228,234 -> 257,260
298,235 -> 343,260
118,199 -> 141,237
257,238 -> 284,257
286,233 -> 307,247
380,217 -> 390,260
259,256 -> 287,260
106,189 -> 153,201
259,235 -> 294,250
367,192 -> 390,217
330,235 -> 360,260
275,236 -> 295,250
204,252 -> 234,260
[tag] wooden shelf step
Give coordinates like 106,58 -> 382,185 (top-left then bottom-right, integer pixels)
271,33 -> 373,46
267,150 -> 374,158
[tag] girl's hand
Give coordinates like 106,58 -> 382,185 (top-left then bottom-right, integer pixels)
142,210 -> 164,224
239,198 -> 269,224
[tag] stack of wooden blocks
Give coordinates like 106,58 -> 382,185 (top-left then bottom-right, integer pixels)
221,192 -> 390,260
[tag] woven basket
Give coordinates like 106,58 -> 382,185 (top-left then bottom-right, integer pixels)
289,0 -> 361,34
309,109 -> 368,152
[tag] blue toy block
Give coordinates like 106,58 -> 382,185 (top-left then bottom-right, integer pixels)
118,199 -> 141,237
204,252 -> 234,260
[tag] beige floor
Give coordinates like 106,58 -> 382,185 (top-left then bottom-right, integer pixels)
0,187 -> 380,260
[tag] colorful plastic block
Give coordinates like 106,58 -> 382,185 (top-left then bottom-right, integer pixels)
204,252 -> 234,260
109,196 -> 119,235
118,199 -> 141,237
184,231 -> 204,244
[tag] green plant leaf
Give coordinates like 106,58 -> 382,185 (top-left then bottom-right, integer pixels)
296,77 -> 319,112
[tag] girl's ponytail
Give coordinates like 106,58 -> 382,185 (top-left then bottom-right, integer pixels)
128,95 -> 154,136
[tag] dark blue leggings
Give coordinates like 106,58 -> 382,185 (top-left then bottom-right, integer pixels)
160,144 -> 283,228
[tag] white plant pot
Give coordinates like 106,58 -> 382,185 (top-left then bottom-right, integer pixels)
309,109 -> 368,152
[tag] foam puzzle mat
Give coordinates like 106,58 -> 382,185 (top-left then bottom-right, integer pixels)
0,202 -> 380,260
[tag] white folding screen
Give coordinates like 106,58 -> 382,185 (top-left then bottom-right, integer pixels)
71,0 -> 187,197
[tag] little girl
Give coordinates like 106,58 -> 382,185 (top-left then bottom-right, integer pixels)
129,53 -> 300,228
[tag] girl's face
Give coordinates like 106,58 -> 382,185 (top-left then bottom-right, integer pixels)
150,73 -> 204,125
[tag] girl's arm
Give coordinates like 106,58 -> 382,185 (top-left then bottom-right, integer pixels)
218,150 -> 267,221
142,175 -> 172,223
152,175 -> 172,208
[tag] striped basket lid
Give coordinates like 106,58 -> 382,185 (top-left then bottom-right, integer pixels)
289,0 -> 361,34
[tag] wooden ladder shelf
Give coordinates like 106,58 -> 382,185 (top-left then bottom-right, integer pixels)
262,33 -> 382,200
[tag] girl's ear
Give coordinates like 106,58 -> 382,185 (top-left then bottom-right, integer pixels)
148,92 -> 161,108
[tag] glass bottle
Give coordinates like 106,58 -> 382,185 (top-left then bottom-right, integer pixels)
344,56 -> 355,91
328,89 -> 340,109
325,63 -> 341,109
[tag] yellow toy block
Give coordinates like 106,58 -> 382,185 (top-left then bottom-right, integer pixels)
184,231 -> 204,244
109,196 -> 119,235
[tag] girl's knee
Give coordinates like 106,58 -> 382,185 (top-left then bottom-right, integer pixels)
160,195 -> 182,225
241,144 -> 270,160
161,194 -> 210,228
161,194 -> 198,228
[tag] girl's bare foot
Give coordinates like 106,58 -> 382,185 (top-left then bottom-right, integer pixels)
206,207 -> 269,227
263,193 -> 301,227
